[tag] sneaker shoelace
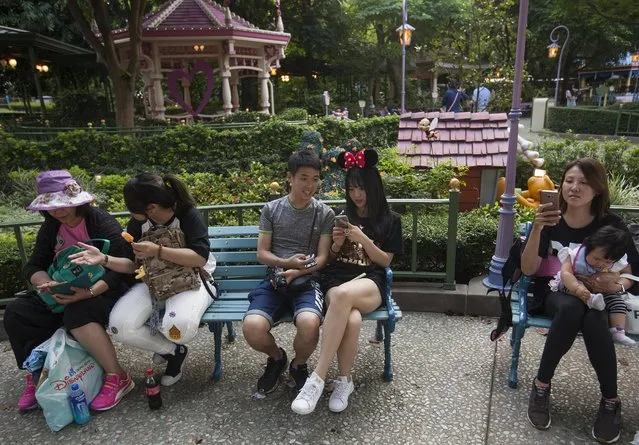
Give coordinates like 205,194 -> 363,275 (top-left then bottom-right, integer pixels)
298,381 -> 321,402
532,387 -> 549,409
100,377 -> 121,396
332,381 -> 350,401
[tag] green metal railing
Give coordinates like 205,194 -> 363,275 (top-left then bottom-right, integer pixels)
6,119 -> 308,142
614,106 -> 639,136
0,192 -> 461,302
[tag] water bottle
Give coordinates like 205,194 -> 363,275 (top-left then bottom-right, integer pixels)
145,368 -> 162,410
68,383 -> 91,425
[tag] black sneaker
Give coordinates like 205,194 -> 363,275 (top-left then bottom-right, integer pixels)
527,380 -> 551,430
160,345 -> 188,386
289,361 -> 309,391
257,348 -> 287,394
592,398 -> 621,444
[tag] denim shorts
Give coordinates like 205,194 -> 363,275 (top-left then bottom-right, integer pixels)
244,279 -> 324,326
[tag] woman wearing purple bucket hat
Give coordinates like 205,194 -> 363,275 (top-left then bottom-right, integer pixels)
3,170 -> 135,413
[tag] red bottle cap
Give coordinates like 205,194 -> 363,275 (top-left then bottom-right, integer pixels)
145,368 -> 154,375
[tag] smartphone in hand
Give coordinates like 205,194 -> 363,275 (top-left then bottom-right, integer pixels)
335,215 -> 349,228
539,190 -> 559,211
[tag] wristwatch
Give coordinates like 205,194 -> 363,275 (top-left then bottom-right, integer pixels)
88,287 -> 95,298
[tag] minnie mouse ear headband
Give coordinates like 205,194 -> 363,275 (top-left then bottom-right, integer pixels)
336,149 -> 378,170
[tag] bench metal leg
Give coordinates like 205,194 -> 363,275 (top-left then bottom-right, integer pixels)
509,322 -> 526,389
208,322 -> 223,382
375,321 -> 384,342
226,321 -> 236,342
382,321 -> 393,382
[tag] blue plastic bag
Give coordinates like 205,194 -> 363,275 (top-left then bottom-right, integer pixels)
35,329 -> 104,432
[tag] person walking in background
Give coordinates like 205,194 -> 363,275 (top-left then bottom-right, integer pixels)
441,79 -> 469,113
472,84 -> 491,112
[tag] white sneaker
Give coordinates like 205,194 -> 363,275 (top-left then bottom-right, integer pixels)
588,293 -> 605,311
328,376 -> 354,413
291,372 -> 324,415
611,328 -> 636,346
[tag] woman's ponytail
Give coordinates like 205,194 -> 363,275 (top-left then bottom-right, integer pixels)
162,174 -> 196,214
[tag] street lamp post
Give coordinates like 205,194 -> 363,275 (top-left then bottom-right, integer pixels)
548,25 -> 570,105
396,0 -> 414,114
632,44 -> 639,103
483,0 -> 530,289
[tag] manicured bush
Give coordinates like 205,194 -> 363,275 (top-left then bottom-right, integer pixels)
515,137 -> 639,189
0,116 -> 400,175
546,106 -> 639,135
278,108 -> 309,121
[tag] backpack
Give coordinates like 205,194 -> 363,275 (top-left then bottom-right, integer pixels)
137,226 -> 202,301
488,225 -> 529,341
40,239 -> 110,313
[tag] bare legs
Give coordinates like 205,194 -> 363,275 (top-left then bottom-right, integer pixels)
314,279 -> 381,380
71,322 -> 124,375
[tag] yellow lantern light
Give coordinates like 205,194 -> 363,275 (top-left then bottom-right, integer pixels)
8,58 -> 17,68
396,24 -> 415,46
281,74 -> 290,82
632,52 -> 639,65
547,42 -> 559,59
270,67 -> 277,76
42,65 -> 49,72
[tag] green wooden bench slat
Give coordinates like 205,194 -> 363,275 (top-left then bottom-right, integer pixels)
210,238 -> 258,250
213,251 -> 259,263
214,265 -> 267,278
209,226 -> 259,237
216,279 -> 264,292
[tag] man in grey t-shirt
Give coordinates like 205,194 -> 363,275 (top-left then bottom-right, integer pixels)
243,150 -> 334,395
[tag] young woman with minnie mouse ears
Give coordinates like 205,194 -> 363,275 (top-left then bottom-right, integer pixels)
291,147 -> 404,415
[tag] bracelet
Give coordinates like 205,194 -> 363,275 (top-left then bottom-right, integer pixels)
103,254 -> 109,266
88,287 -> 95,298
157,244 -> 163,260
619,282 -> 626,293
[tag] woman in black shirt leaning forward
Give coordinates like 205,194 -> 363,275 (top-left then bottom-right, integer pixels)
522,158 -> 639,443
291,148 -> 403,415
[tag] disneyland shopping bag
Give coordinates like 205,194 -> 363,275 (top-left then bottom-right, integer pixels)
35,328 -> 104,432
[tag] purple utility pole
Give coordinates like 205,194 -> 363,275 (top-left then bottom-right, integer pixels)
484,0 -> 529,289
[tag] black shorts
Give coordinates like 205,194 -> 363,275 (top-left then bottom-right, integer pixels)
321,271 -> 387,305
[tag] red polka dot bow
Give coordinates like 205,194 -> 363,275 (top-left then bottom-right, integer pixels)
343,151 -> 366,169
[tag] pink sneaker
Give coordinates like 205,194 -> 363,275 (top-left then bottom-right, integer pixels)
18,373 -> 38,413
90,373 -> 134,412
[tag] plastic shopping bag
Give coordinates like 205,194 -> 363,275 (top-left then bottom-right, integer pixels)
626,293 -> 639,335
35,329 -> 104,432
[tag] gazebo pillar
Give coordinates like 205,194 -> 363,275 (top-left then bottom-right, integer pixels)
151,44 -> 165,119
231,72 -> 240,112
259,59 -> 270,114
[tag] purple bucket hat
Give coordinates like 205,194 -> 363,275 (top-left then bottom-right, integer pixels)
26,170 -> 95,211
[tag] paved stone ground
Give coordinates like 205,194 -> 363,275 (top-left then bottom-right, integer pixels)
1,312 -> 638,444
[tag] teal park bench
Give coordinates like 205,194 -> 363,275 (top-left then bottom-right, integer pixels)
508,222 -> 639,389
201,225 -> 402,383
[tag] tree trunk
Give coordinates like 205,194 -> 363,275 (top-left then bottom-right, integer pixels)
111,73 -> 135,128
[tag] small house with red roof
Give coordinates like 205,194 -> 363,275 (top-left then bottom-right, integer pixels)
109,0 -> 290,119
398,111 -> 510,210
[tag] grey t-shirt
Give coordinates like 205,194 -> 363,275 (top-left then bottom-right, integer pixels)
260,196 -> 334,259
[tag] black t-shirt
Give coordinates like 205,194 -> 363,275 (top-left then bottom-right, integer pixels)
125,207 -> 210,260
531,212 -> 639,305
323,210 -> 403,281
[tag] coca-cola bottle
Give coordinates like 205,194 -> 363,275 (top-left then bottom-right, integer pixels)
145,368 -> 162,410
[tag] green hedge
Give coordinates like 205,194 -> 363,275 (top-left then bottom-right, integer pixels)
0,116 -> 400,175
515,137 -> 639,189
546,106 -> 639,135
